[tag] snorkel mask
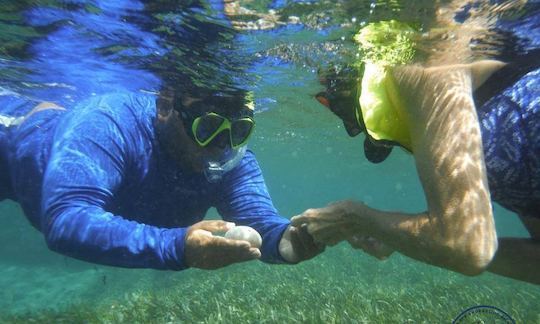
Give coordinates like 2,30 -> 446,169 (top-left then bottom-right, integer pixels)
192,111 -> 254,183
178,90 -> 255,183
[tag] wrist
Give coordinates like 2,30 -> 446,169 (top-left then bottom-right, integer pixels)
170,227 -> 190,270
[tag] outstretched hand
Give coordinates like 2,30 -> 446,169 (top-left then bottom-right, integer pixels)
185,220 -> 261,270
291,202 -> 394,261
291,200 -> 366,246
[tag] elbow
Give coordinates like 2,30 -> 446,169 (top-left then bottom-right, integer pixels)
433,205 -> 498,276
451,233 -> 498,277
43,222 -> 64,253
432,215 -> 498,276
457,256 -> 493,277
42,210 -> 70,253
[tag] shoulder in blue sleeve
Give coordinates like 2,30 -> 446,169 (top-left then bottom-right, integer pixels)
41,92 -> 187,270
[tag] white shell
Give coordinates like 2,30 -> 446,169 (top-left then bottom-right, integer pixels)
224,226 -> 262,248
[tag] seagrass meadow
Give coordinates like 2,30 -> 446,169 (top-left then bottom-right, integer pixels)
1,241 -> 539,323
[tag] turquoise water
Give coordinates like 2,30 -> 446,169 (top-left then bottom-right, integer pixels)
1,0 -> 539,322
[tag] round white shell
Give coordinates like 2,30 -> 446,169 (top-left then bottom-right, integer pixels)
224,226 -> 262,248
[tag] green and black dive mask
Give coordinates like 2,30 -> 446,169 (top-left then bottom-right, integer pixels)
174,89 -> 255,182
316,64 -> 393,164
175,90 -> 255,149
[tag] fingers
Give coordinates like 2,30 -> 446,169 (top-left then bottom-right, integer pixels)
191,220 -> 235,234
185,225 -> 261,269
197,235 -> 261,270
291,206 -> 332,225
295,225 -> 315,246
290,210 -> 318,226
291,202 -> 356,227
213,236 -> 261,266
289,225 -> 325,261
308,222 -> 358,246
347,234 -> 366,249
292,215 -> 354,246
217,236 -> 260,256
290,215 -> 306,227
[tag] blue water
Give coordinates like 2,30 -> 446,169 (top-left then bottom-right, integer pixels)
0,0 -> 538,322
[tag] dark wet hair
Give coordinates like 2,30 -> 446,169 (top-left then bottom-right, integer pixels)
141,0 -> 255,121
316,64 -> 365,134
171,86 -> 253,120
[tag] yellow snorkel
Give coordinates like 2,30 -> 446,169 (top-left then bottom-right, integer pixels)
353,20 -> 418,152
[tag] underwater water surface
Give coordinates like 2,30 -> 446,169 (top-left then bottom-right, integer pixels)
1,0 -> 539,322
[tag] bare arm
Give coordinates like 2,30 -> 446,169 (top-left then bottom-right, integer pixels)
294,62 -> 503,275
386,63 -> 498,274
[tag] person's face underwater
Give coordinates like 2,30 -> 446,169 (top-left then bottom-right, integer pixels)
316,65 -> 364,137
316,91 -> 362,137
315,65 -> 393,164
157,94 -> 255,174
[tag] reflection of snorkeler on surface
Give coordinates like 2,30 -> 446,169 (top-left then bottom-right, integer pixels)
293,2 -> 540,285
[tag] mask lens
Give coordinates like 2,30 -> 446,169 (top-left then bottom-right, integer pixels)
231,119 -> 254,147
194,114 -> 226,144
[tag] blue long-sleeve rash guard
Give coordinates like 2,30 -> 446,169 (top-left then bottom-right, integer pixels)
1,92 -> 290,270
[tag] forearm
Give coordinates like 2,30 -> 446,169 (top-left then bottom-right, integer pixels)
354,204 -> 496,275
487,238 -> 540,285
44,205 -> 187,270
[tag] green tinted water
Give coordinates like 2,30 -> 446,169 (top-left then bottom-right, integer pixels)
1,76 -> 537,322
0,0 -> 539,322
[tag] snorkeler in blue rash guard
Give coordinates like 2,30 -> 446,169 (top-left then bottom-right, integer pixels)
0,89 -> 324,270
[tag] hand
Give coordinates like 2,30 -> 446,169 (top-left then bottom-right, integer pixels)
347,235 -> 394,260
185,220 -> 261,270
279,225 -> 325,263
291,200 -> 366,246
